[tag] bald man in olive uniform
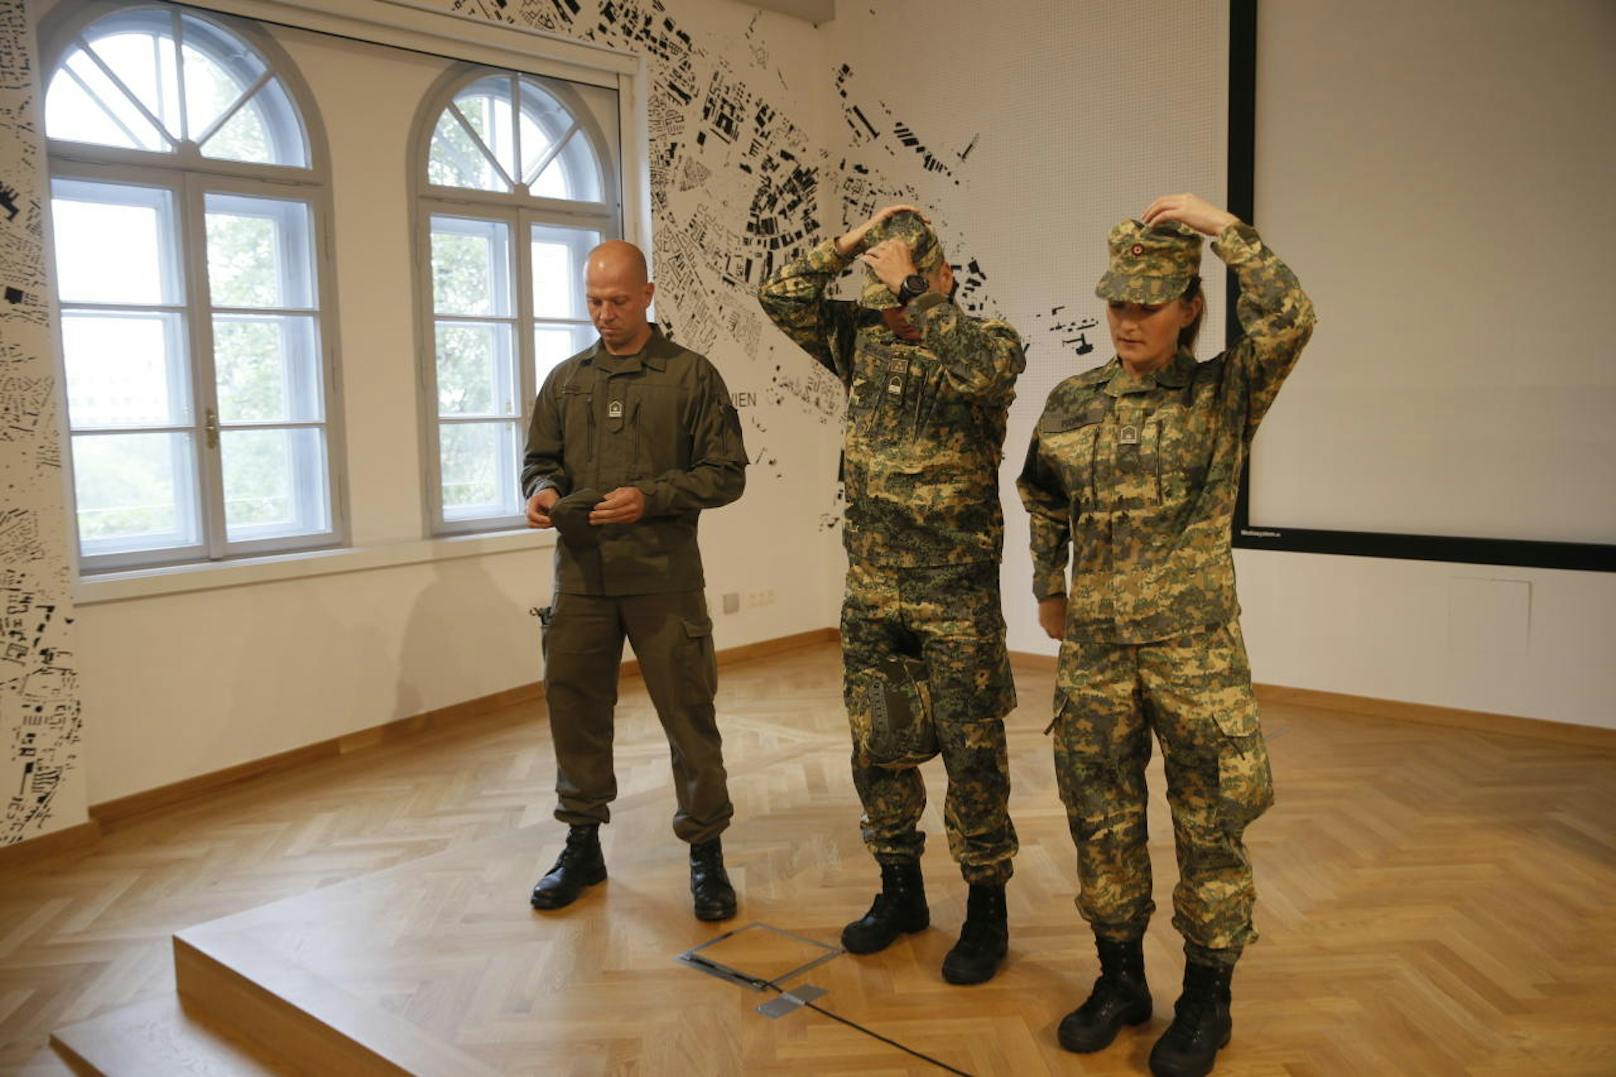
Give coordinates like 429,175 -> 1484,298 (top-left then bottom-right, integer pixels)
522,240 -> 749,921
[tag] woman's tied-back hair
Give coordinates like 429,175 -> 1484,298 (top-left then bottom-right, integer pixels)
1179,275 -> 1205,354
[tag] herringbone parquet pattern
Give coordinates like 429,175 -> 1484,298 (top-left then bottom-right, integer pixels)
2,642 -> 1613,1074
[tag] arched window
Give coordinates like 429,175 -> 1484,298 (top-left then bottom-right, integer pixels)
414,67 -> 621,532
42,4 -> 341,570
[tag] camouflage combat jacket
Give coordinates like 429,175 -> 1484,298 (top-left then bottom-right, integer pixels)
758,238 -> 1025,567
1017,223 -> 1316,643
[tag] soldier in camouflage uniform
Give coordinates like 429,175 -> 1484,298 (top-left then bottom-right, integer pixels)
1018,194 -> 1314,1075
758,205 -> 1024,985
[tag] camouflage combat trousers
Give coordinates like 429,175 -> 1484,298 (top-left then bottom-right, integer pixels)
1051,621 -> 1274,968
841,561 -> 1019,885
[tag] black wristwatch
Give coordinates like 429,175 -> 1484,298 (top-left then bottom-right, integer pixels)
896,274 -> 930,306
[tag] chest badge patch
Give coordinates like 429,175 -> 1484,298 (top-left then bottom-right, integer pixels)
608,400 -> 624,419
886,374 -> 905,396
1119,425 -> 1140,445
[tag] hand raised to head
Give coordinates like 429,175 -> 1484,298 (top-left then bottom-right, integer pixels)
859,238 -> 919,295
836,203 -> 929,257
1141,194 -> 1239,237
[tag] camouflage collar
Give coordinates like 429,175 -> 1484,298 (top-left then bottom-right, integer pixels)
1154,350 -> 1197,388
1101,351 -> 1195,396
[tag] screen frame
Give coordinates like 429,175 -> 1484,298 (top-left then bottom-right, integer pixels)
1225,0 -> 1615,573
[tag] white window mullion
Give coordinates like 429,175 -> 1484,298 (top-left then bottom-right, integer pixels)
75,35 -> 177,148
413,208 -> 443,532
446,103 -> 513,190
71,423 -> 198,438
181,174 -> 227,560
500,204 -> 530,523
516,206 -> 539,438
522,123 -> 578,189
193,69 -> 272,149
507,74 -> 521,194
60,63 -> 151,150
312,194 -> 348,547
171,9 -> 190,142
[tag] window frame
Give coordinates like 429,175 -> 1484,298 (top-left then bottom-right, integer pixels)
39,0 -> 349,574
411,64 -> 623,536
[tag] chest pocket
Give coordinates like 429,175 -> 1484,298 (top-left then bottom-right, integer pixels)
560,381 -> 595,481
1153,390 -> 1218,503
848,338 -> 922,441
629,384 -> 687,477
1110,401 -> 1162,510
1038,397 -> 1109,512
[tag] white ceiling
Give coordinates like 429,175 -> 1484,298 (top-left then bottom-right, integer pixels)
741,0 -> 835,25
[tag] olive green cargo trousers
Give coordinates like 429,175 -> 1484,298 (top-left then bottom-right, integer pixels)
542,589 -> 733,843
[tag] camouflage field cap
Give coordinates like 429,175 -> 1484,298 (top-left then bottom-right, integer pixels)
1095,218 -> 1203,304
859,210 -> 945,310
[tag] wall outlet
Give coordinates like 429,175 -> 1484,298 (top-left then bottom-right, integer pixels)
722,592 -> 741,614
744,589 -> 776,609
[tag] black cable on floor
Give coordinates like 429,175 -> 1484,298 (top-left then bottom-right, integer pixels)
763,979 -> 971,1076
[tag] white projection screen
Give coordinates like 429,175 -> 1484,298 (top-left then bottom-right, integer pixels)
1234,0 -> 1616,571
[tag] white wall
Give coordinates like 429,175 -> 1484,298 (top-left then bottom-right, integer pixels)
1248,0 -> 1616,544
1236,550 -> 1616,729
1235,0 -> 1616,730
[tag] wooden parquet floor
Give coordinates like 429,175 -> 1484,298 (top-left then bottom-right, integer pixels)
2,641 -> 1614,1074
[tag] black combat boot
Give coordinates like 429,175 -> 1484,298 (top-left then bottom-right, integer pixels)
841,859 -> 929,954
1148,961 -> 1234,1077
530,824 -> 606,909
1058,936 -> 1153,1053
940,883 -> 1008,985
689,837 -> 737,921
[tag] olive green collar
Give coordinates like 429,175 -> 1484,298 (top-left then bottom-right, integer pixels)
587,326 -> 677,373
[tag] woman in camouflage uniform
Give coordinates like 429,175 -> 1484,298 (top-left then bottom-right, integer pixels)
1018,194 -> 1315,1076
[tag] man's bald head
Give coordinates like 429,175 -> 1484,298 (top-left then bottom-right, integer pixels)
585,239 -> 650,288
584,240 -> 655,355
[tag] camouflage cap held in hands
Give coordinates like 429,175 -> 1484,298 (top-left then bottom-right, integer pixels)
1095,218 -> 1203,305
859,210 -> 945,310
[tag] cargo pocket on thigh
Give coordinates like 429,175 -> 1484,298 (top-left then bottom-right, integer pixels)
681,616 -> 717,705
846,655 -> 938,769
1051,688 -> 1142,841
1211,693 -> 1274,834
